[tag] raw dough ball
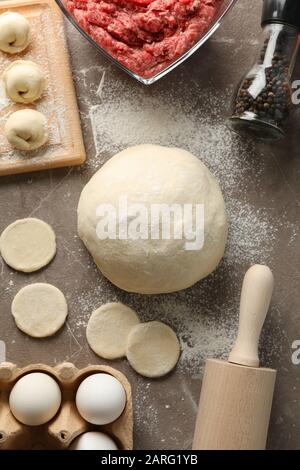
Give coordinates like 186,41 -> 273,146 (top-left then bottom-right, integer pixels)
77,145 -> 228,294
126,321 -> 180,378
0,12 -> 30,54
9,372 -> 61,426
5,109 -> 48,151
86,302 -> 140,359
69,432 -> 118,450
0,218 -> 56,272
11,283 -> 68,338
76,373 -> 126,425
3,60 -> 45,103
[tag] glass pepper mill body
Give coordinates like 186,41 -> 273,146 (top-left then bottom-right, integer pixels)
229,0 -> 300,141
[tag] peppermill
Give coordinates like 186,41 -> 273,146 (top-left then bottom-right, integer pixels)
228,0 -> 300,141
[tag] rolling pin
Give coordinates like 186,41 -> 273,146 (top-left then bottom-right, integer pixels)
193,265 -> 276,450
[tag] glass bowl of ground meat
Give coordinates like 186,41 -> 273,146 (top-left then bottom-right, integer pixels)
56,0 -> 237,85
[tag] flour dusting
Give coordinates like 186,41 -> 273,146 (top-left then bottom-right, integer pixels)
69,61 -> 290,380
0,7 -> 73,165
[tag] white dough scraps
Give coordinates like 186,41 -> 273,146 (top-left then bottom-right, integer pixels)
11,283 -> 68,338
126,321 -> 181,378
0,218 -> 56,272
86,302 -> 140,359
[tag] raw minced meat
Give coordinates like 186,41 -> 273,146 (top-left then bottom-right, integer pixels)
66,0 -> 222,78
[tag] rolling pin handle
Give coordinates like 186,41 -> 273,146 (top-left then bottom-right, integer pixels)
228,264 -> 274,368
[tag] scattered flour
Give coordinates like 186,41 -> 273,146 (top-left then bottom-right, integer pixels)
1,18 -> 296,447
68,64 -> 290,380
0,9 -> 69,163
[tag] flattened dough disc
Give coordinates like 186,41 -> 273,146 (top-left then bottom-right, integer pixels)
11,283 -> 68,338
126,321 -> 181,378
0,218 -> 56,272
87,302 -> 140,359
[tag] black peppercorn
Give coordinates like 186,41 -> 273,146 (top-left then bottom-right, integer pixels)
228,0 -> 300,141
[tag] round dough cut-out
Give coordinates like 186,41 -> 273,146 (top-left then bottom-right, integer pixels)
3,60 -> 46,103
78,144 -> 228,294
0,12 -> 30,54
126,321 -> 181,378
5,109 -> 48,151
0,218 -> 56,272
11,283 -> 68,338
86,302 -> 140,359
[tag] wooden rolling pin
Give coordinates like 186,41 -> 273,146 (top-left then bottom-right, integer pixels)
193,265 -> 276,450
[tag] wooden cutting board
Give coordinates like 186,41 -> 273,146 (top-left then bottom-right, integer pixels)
0,0 -> 86,176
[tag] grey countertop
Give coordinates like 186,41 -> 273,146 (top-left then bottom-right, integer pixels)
0,0 -> 299,450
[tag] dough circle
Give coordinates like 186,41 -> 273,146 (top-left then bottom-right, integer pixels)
86,302 -> 140,359
126,321 -> 181,378
3,60 -> 46,103
78,144 -> 228,294
11,283 -> 68,338
0,12 -> 30,54
0,218 -> 56,272
5,109 -> 48,151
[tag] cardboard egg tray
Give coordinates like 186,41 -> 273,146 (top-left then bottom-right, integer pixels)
0,362 -> 133,450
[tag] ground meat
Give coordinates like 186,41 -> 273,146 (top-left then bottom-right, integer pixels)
66,0 -> 222,78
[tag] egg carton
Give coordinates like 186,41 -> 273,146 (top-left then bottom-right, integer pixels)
0,362 -> 133,450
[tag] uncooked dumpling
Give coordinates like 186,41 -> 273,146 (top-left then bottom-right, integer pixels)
77,144 -> 228,294
11,283 -> 68,338
0,12 -> 30,54
126,321 -> 181,378
86,302 -> 140,359
3,60 -> 45,103
4,109 -> 48,151
0,218 -> 56,272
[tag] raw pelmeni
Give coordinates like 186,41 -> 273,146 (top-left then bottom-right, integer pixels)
4,109 -> 48,151
0,12 -> 30,54
2,60 -> 46,104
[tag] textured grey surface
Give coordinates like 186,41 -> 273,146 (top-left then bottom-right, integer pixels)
0,0 -> 299,450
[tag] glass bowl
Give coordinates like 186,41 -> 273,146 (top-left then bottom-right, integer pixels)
56,0 -> 237,85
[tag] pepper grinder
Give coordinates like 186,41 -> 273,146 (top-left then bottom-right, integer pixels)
228,0 -> 300,141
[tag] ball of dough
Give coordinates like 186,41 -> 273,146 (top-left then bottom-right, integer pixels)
11,283 -> 68,338
86,302 -> 140,359
0,12 -> 30,54
0,218 -> 56,272
3,60 -> 46,103
4,109 -> 48,151
77,144 -> 228,294
126,321 -> 180,378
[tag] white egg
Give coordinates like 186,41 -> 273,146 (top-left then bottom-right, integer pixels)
9,372 -> 61,426
76,373 -> 126,425
69,432 -> 118,450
